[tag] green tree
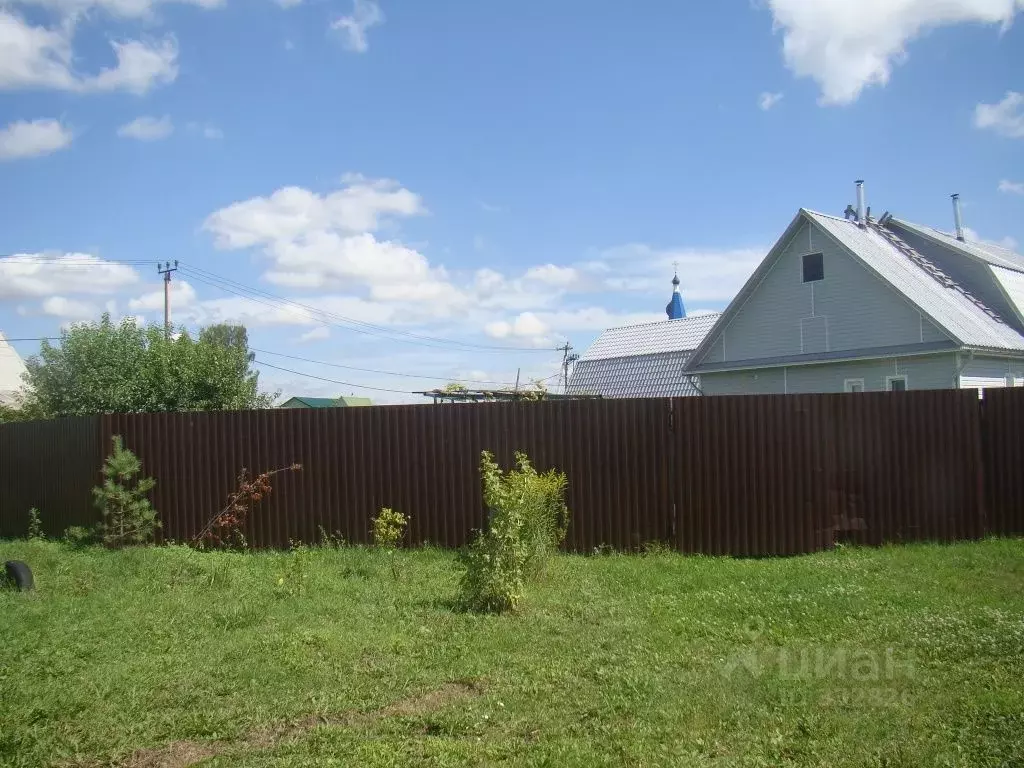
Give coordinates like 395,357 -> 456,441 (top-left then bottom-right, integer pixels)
22,315 -> 275,417
93,435 -> 159,547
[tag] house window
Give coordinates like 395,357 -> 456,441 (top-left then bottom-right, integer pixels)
844,379 -> 865,393
886,375 -> 908,392
802,253 -> 824,283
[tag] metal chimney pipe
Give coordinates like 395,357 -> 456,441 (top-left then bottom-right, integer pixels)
952,194 -> 965,242
855,180 -> 866,227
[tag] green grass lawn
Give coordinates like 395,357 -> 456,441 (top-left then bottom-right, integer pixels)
2,539 -> 1023,767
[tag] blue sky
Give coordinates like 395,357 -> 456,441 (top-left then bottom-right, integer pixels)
1,0 -> 1022,402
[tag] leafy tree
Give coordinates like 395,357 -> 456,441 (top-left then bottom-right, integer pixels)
22,315 -> 275,417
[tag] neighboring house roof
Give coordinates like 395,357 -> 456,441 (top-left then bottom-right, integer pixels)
280,397 -> 339,408
579,313 -> 722,361
0,331 -> 28,399
570,352 -> 702,398
279,395 -> 373,408
686,209 -> 1024,374
567,313 -> 721,398
336,396 -> 373,407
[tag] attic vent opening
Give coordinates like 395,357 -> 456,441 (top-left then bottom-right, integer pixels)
802,253 -> 824,283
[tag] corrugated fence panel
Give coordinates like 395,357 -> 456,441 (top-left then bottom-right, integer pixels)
3,389 -> 1022,551
0,417 -> 100,538
672,395 -> 832,558
982,388 -> 1024,537
827,390 -> 983,546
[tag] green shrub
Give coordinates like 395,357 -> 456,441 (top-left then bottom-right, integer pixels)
92,435 -> 160,548
275,542 -> 309,597
371,507 -> 408,549
457,451 -> 570,613
63,525 -> 99,547
27,508 -> 44,540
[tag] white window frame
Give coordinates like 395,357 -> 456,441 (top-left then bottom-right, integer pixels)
886,375 -> 908,392
844,378 -> 865,393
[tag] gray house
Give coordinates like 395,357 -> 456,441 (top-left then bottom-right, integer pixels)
685,185 -> 1024,395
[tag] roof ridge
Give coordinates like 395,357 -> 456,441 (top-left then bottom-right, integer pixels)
600,311 -> 721,334
801,208 -> 849,223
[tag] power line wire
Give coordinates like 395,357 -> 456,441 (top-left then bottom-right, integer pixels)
253,359 -> 416,395
251,348 -> 515,386
178,262 -> 560,354
0,255 -> 565,354
1,337 -> 546,389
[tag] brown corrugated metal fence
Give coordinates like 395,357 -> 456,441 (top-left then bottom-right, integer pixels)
981,388 -> 1024,537
1,390 -> 1021,552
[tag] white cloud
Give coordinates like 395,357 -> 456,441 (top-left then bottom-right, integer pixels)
484,312 -> 548,340
298,326 -> 330,342
766,0 -> 1024,105
758,91 -> 784,110
201,175 -> 759,357
331,0 -> 383,53
0,118 -> 72,160
592,244 -> 764,303
202,176 -> 463,313
186,121 -> 223,139
975,92 -> 1024,138
999,179 -> 1024,195
8,0 -> 222,18
205,176 -> 424,249
0,10 -> 178,94
485,307 -> 667,345
523,264 -> 579,287
127,279 -> 197,312
189,294 -> 397,329
117,115 -> 173,141
40,296 -> 98,320
0,253 -> 138,299
962,226 -> 1019,251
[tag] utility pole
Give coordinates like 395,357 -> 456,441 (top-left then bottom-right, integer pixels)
559,342 -> 578,394
157,260 -> 179,340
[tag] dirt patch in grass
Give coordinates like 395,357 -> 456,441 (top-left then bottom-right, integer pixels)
113,681 -> 482,768
120,741 -> 220,768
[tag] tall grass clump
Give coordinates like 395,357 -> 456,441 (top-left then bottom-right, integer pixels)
457,451 -> 569,613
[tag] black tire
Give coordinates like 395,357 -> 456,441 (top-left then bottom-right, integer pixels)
3,561 -> 33,591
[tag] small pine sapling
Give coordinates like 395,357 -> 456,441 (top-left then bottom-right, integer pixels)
92,436 -> 160,548
27,508 -> 44,540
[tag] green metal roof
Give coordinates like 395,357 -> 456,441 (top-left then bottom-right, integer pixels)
280,397 -> 339,409
279,396 -> 374,409
337,396 -> 373,407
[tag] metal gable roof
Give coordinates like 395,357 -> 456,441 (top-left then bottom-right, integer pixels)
890,218 -> 1024,273
579,313 -> 721,362
567,352 -> 701,398
806,211 -> 1024,352
991,265 -> 1024,327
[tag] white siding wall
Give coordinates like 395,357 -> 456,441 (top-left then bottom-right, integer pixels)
959,355 -> 1024,388
702,354 -> 958,395
706,221 -> 950,363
